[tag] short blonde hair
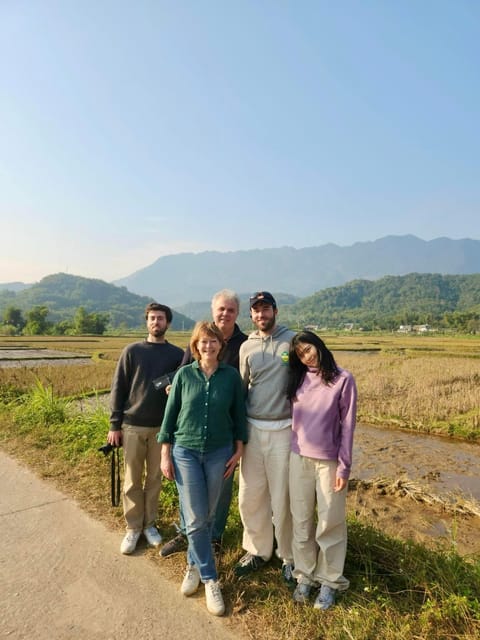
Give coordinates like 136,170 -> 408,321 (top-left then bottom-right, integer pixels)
190,321 -> 226,362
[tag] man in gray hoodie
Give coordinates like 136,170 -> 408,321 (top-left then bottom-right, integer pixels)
235,291 -> 295,581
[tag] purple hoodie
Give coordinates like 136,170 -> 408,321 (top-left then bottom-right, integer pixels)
291,367 -> 357,479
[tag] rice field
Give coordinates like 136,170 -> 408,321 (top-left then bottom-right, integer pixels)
1,332 -> 479,439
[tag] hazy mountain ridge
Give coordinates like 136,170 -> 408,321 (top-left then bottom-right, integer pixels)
112,235 -> 480,306
1,236 -> 479,332
0,282 -> 31,293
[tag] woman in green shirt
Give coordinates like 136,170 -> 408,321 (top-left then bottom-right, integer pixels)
158,321 -> 247,616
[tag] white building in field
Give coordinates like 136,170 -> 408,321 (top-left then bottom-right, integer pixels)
397,324 -> 435,334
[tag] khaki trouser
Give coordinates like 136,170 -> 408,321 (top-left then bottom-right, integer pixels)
238,423 -> 293,563
122,425 -> 162,532
289,451 -> 349,590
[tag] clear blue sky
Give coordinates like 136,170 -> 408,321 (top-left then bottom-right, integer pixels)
1,1 -> 479,283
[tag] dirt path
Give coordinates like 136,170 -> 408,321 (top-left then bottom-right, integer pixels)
0,451 -> 243,640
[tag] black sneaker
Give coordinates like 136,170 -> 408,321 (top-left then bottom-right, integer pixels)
234,552 -> 267,577
211,539 -> 222,559
159,532 -> 187,557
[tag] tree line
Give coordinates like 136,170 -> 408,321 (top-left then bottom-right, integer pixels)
2,273 -> 479,335
0,273 -> 194,332
1,305 -> 110,336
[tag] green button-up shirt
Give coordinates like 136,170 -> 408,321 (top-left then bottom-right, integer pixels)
157,361 -> 247,452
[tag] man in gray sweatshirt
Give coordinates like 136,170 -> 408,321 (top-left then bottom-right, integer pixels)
235,291 -> 295,582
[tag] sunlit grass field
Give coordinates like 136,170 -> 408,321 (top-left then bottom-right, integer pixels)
1,332 -> 480,639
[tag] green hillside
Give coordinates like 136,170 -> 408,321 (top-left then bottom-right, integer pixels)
2,272 -> 479,334
282,273 -> 480,331
0,273 -> 195,331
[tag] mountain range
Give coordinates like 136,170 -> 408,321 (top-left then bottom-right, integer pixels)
112,235 -> 480,306
1,236 -> 479,331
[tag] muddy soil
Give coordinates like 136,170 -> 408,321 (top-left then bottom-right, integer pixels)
0,348 -> 91,367
350,424 -> 480,556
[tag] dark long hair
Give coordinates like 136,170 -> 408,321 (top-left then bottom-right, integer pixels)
287,331 -> 340,401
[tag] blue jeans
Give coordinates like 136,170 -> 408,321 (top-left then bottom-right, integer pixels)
172,444 -> 232,581
178,471 -> 234,541
212,471 -> 234,541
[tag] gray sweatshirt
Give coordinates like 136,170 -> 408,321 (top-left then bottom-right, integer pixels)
239,324 -> 296,422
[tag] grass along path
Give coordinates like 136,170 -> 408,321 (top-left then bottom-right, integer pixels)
1,378 -> 479,639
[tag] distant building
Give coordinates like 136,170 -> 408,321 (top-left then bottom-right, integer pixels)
397,325 -> 413,333
397,324 -> 435,334
413,324 -> 435,333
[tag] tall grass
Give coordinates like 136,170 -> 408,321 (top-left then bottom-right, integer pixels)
6,380 -> 108,460
0,379 -> 479,639
15,378 -> 72,427
339,351 -> 480,439
1,334 -> 480,638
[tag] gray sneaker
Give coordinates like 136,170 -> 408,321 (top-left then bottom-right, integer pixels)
281,561 -> 295,586
293,582 -> 312,603
313,584 -> 336,610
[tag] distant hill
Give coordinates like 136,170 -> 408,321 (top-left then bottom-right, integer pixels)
2,272 -> 478,334
0,282 -> 31,293
281,273 -> 480,330
0,273 -> 195,330
113,235 -> 480,306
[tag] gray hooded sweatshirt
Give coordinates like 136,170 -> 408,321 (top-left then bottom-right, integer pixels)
239,324 -> 296,422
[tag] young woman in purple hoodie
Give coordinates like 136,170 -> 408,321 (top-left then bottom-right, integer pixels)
286,331 -> 357,610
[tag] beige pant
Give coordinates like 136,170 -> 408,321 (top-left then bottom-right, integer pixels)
289,451 -> 349,590
238,424 -> 293,563
122,425 -> 162,532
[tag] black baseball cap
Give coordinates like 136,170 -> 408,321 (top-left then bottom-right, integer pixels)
249,291 -> 277,309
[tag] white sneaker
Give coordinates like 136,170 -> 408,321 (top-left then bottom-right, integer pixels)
205,579 -> 225,616
180,564 -> 200,596
120,530 -> 141,555
143,526 -> 162,547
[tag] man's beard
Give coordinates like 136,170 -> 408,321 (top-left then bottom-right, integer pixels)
150,327 -> 167,338
256,317 -> 275,333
